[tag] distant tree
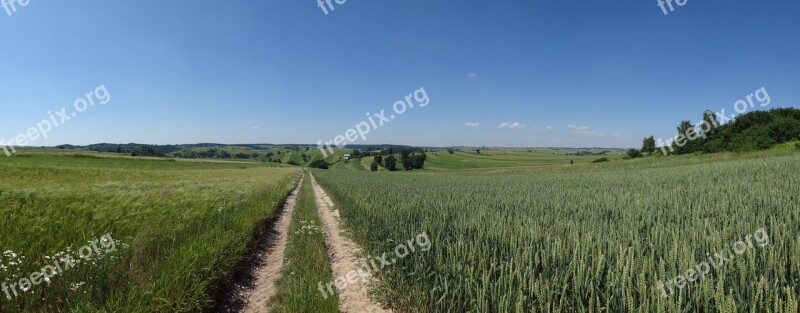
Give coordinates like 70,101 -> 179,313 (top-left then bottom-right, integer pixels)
477,149 -> 481,154
447,148 -> 455,154
370,161 -> 379,171
592,157 -> 610,163
701,110 -> 718,139
674,120 -> 695,155
287,160 -> 300,166
642,136 -> 656,155
627,149 -> 642,159
384,155 -> 397,171
411,155 -> 426,169
131,145 -> 165,157
570,160 -> 573,165
373,154 -> 383,164
309,160 -> 329,169
352,149 -> 362,159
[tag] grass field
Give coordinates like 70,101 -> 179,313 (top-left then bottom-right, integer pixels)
313,150 -> 800,312
0,153 -> 301,312
4,146 -> 799,312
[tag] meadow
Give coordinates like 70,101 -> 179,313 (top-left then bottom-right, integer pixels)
0,153 -> 301,312
313,150 -> 800,312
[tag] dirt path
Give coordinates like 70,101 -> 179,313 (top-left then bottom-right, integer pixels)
240,176 -> 304,313
309,174 -> 393,313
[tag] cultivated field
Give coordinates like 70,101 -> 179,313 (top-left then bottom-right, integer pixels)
313,151 -> 800,312
2,147 -> 799,312
0,153 -> 301,312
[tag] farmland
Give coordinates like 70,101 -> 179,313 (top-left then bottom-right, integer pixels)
0,153 -> 301,312
313,150 -> 800,312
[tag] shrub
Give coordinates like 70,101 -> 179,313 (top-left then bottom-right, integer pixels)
626,149 -> 642,159
308,160 -> 329,169
593,157 -> 610,163
370,161 -> 379,172
384,155 -> 397,171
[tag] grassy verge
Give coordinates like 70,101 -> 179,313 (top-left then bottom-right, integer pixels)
270,173 -> 339,313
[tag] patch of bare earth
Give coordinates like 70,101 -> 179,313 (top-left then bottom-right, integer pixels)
237,176 -> 304,313
310,173 -> 393,313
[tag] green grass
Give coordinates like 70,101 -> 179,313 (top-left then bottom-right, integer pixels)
270,174 -> 339,313
0,153 -> 301,312
313,152 -> 800,312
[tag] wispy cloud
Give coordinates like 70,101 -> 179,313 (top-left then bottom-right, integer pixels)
468,73 -> 478,79
532,126 -> 553,132
567,124 -> 589,131
252,126 -> 260,130
566,124 -> 629,139
465,122 -> 480,127
499,122 -> 525,129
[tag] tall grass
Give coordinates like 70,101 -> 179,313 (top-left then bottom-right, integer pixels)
0,154 -> 301,312
313,154 -> 800,312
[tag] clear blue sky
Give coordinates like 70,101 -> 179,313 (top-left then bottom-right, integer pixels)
1,0 -> 798,148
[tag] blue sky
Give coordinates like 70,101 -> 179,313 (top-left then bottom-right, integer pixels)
1,0 -> 798,148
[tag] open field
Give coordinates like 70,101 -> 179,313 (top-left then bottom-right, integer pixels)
313,151 -> 800,312
0,153 -> 301,312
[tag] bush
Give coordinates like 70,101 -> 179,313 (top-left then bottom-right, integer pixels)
370,161 -> 379,172
626,149 -> 642,159
384,155 -> 397,171
795,142 -> 800,150
287,160 -> 300,166
592,157 -> 610,163
309,160 -> 329,169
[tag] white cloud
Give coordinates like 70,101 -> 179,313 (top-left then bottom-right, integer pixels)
468,73 -> 478,78
465,122 -> 480,127
499,122 -> 525,129
533,126 -> 553,132
566,124 -> 630,138
567,124 -> 589,131
252,126 -> 260,130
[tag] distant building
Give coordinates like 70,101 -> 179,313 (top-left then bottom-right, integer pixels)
343,154 -> 351,160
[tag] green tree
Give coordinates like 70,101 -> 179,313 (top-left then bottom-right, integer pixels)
641,136 -> 656,155
370,161 -> 379,172
384,155 -> 397,171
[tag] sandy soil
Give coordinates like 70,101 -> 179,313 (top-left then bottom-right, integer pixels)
240,176 -> 304,313
310,173 -> 393,313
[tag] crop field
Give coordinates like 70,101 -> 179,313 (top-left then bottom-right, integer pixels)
313,152 -> 800,312
0,153 -> 301,312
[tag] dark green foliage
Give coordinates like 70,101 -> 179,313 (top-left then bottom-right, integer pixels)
130,145 -> 166,157
641,136 -> 656,155
627,149 -> 642,159
384,155 -> 397,171
662,108 -> 800,155
287,160 -> 301,166
592,157 -> 609,163
370,161 -> 379,172
374,154 -> 383,164
411,153 -> 426,169
309,160 -> 329,169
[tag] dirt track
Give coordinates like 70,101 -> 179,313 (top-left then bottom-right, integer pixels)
240,176 -> 304,313
310,173 -> 392,313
